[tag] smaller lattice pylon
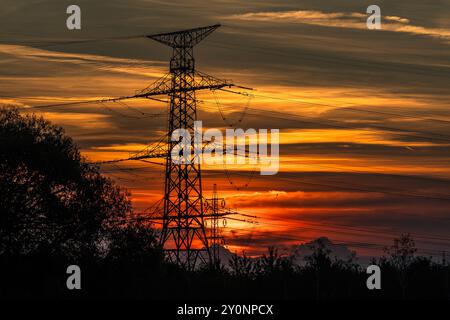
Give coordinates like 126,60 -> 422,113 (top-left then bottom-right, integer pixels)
204,184 -> 232,267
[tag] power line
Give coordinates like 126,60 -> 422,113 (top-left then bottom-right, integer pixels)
234,204 -> 450,245
299,220 -> 450,242
6,34 -> 147,49
214,89 -> 450,143
236,210 -> 450,245
219,90 -> 450,125
207,39 -> 450,79
17,95 -> 166,110
201,101 -> 450,146
208,85 -> 450,126
198,100 -> 450,191
225,226 -> 449,256
221,170 -> 450,201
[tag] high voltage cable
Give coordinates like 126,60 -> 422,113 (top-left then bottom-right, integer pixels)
200,94 -> 450,193
6,96 -> 167,120
202,101 -> 450,145
211,89 -> 450,125
93,144 -> 450,202
6,34 -> 147,48
18,96 -> 166,110
199,103 -> 450,186
207,39 -> 450,79
101,186 -> 450,255
7,89 -> 449,144
222,171 -> 450,201
201,102 -> 450,148
235,210 -> 450,244
4,26 -> 445,81
7,33 -> 449,124
195,122 -> 450,183
305,221 -> 450,243
214,90 -> 450,143
224,227 -> 449,256
264,221 -> 450,249
107,211 -> 450,256
5,32 -> 449,124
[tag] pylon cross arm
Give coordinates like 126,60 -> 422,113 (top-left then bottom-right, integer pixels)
147,24 -> 221,48
135,73 -> 171,96
135,71 -> 233,98
194,71 -> 233,90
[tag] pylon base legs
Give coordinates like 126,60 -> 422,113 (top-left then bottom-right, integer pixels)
164,249 -> 209,270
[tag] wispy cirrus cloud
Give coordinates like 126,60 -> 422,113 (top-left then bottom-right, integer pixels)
225,10 -> 450,42
0,44 -> 166,78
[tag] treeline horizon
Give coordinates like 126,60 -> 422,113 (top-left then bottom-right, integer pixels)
1,106 -> 449,300
2,237 -> 450,300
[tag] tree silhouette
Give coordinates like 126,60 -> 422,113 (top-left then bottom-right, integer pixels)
229,251 -> 254,278
0,106 -> 132,259
303,238 -> 333,299
383,233 -> 417,299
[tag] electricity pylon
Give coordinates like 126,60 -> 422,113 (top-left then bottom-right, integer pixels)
88,25 -> 256,270
135,24 -> 234,269
205,184 -> 226,267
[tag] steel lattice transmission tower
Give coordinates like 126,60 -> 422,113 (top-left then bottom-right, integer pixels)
143,24 -> 230,269
205,184 -> 226,267
89,24 -> 255,269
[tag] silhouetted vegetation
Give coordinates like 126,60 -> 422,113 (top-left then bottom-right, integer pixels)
1,107 -> 449,300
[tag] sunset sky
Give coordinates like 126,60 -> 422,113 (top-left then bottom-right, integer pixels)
1,0 -> 450,259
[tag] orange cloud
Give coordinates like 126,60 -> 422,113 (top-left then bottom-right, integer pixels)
226,10 -> 450,42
